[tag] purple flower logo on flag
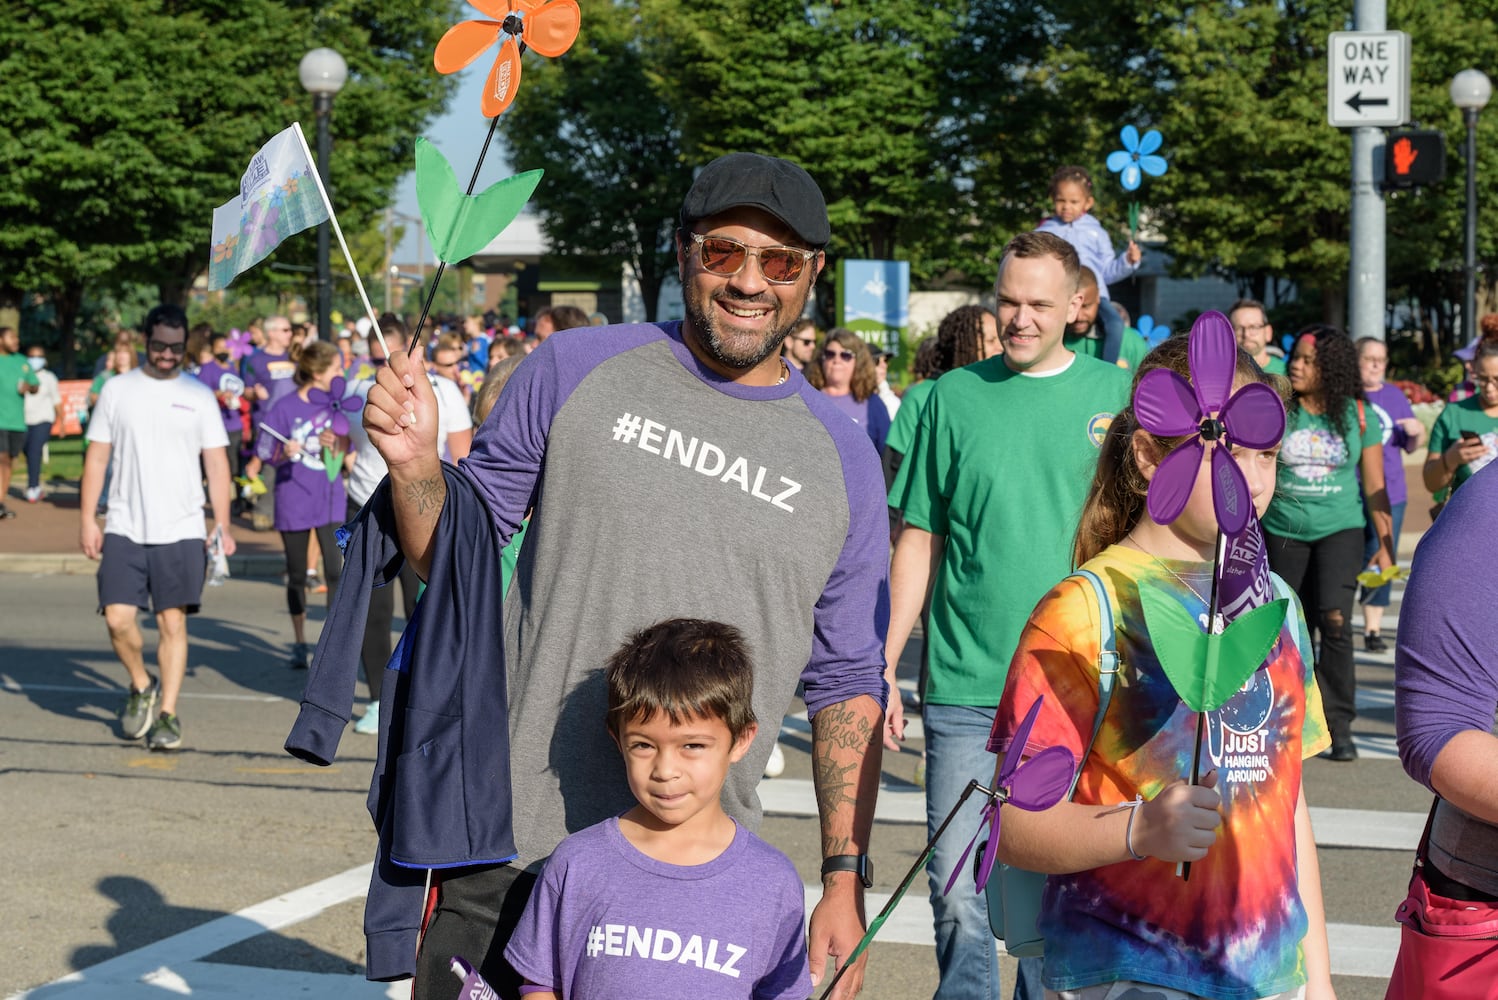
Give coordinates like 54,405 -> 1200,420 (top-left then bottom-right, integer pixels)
1132,311 -> 1286,537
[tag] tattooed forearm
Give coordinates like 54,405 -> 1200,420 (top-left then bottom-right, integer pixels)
403,476 -> 446,518
811,695 -> 885,857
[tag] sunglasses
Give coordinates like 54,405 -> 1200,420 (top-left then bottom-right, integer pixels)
823,349 -> 856,363
791,337 -> 816,346
687,233 -> 815,284
147,339 -> 185,355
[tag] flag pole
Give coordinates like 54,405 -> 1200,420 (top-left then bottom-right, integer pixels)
292,122 -> 389,356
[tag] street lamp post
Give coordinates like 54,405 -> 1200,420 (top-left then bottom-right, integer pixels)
299,47 -> 348,342
1451,68 -> 1492,348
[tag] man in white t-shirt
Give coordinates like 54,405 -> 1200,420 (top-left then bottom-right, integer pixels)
80,305 -> 236,752
342,317 -> 470,734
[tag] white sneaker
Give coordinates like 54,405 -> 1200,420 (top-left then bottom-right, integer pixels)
353,702 -> 380,735
24,486 -> 41,503
763,743 -> 785,779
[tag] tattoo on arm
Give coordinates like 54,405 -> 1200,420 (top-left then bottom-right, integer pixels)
811,700 -> 880,856
403,477 -> 445,518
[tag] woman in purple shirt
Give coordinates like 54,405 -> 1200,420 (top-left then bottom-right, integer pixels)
804,327 -> 890,453
256,341 -> 349,669
1355,336 -> 1425,651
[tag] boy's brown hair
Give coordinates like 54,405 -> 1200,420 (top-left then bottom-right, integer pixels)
605,618 -> 757,742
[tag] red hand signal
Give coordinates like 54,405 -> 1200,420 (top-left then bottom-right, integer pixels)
1393,137 -> 1418,176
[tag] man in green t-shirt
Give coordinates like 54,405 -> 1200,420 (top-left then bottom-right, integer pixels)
0,326 -> 41,520
1063,266 -> 1149,370
1229,298 -> 1287,376
886,232 -> 1130,1000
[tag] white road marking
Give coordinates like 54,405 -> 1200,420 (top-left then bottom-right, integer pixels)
1,679 -> 284,703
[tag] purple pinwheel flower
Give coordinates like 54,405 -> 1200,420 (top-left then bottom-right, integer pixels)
306,375 -> 363,437
1137,315 -> 1171,348
1132,311 -> 1286,537
1107,126 -> 1168,192
946,696 -> 1074,895
226,328 -> 253,363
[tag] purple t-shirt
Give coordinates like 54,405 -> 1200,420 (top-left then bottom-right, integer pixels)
256,391 -> 345,532
195,360 -> 246,437
242,349 -> 297,424
505,817 -> 811,1000
822,390 -> 891,453
1362,382 -> 1418,506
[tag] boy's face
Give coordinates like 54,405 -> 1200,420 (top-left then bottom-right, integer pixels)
614,710 -> 757,832
1052,180 -> 1094,224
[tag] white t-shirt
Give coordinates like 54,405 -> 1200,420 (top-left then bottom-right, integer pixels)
344,372 -> 473,506
86,369 -> 229,543
23,368 -> 61,426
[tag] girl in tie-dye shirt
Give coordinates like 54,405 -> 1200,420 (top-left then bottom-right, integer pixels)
989,338 -> 1334,1000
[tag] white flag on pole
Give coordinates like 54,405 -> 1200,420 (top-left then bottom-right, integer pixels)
208,124 -> 330,291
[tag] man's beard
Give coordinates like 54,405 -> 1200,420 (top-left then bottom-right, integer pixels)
683,288 -> 805,372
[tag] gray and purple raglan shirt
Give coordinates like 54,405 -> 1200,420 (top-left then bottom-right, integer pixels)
460,321 -> 890,869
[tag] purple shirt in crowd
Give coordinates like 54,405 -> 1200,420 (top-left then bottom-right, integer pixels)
195,359 -> 246,438
242,349 -> 297,424
255,391 -> 345,532
1362,382 -> 1419,507
822,391 -> 890,453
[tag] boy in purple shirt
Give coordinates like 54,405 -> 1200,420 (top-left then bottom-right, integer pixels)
506,619 -> 812,1000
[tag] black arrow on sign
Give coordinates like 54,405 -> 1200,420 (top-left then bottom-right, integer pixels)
1345,91 -> 1391,114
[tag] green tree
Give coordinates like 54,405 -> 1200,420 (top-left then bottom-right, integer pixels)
498,1 -> 695,322
0,0 -> 459,369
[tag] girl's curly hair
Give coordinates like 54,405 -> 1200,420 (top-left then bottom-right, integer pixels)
1292,324 -> 1361,441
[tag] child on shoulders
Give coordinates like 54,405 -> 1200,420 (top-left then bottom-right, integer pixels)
505,618 -> 812,1000
989,336 -> 1335,1000
1036,165 -> 1142,365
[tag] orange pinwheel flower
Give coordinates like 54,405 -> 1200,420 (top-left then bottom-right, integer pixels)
434,0 -> 581,118
213,234 -> 239,263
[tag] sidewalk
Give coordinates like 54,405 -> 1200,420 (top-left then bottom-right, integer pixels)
0,478 -> 288,577
1,456 -> 1439,576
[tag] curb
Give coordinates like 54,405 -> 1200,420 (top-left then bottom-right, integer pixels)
0,552 -> 289,578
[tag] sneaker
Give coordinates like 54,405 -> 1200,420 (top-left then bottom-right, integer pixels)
763,743 -> 785,779
307,571 -> 327,595
119,680 -> 159,740
353,702 -> 380,735
24,486 -> 40,503
146,712 -> 183,751
288,641 -> 311,670
0,504 -> 15,520
1364,632 -> 1388,653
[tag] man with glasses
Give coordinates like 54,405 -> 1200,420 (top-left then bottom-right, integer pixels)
80,304 -> 236,752
335,153 -> 888,1000
1228,298 -> 1285,375
781,318 -> 819,371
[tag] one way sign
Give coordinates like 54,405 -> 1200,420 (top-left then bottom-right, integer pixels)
1328,31 -> 1411,128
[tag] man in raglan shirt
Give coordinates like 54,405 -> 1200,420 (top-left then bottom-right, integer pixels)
363,153 -> 889,1000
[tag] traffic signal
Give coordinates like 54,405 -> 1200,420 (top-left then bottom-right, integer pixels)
1385,130 -> 1445,188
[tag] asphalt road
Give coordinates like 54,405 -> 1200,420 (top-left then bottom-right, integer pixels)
2,568 -> 1417,999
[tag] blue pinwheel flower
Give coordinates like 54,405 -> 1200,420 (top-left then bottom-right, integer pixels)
1107,126 -> 1168,192
1137,315 -> 1171,348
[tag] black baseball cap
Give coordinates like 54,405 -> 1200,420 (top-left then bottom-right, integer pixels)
680,153 -> 830,248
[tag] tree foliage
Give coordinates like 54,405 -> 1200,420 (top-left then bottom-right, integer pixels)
0,0 -> 459,359
498,1 -> 695,322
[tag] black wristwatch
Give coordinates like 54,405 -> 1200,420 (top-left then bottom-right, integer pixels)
821,854 -> 873,888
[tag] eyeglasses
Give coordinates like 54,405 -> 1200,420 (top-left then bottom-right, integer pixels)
823,349 -> 856,363
687,233 -> 816,284
791,337 -> 816,347
370,356 -> 388,367
147,339 -> 185,355
1473,375 -> 1498,386
1231,322 -> 1267,335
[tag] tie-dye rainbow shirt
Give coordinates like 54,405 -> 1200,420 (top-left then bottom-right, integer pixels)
991,545 -> 1330,1000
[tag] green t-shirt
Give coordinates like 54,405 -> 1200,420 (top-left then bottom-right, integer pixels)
890,353 -> 1130,705
1263,399 -> 1380,541
0,353 -> 40,432
885,378 -> 936,457
1261,354 -> 1288,376
1427,396 -> 1498,493
1063,329 -> 1150,372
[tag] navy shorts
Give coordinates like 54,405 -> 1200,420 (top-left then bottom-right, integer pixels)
97,535 -> 207,615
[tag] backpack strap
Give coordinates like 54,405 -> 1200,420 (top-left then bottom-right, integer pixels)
1068,568 -> 1119,798
1357,398 -> 1366,434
